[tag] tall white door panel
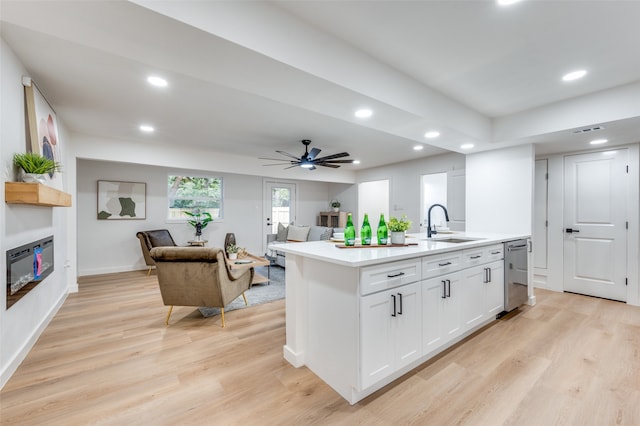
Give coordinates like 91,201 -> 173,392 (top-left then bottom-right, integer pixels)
563,150 -> 627,301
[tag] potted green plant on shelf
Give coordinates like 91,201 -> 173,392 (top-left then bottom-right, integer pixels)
184,208 -> 213,241
388,215 -> 412,245
226,244 -> 239,260
330,200 -> 341,212
13,152 -> 61,185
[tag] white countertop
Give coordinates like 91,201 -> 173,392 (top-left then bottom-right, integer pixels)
270,232 -> 530,267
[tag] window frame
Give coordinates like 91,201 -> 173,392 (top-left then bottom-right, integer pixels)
166,174 -> 224,223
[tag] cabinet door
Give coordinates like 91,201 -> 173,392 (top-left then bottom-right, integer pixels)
394,282 -> 421,369
422,276 -> 446,354
360,290 -> 394,389
485,260 -> 505,317
442,272 -> 463,340
461,265 -> 487,331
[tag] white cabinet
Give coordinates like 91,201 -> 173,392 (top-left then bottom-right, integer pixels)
461,260 -> 505,330
360,282 -> 421,389
485,260 -> 505,317
422,271 -> 462,355
359,241 -> 505,396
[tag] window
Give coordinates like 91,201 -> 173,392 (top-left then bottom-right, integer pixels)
167,175 -> 223,221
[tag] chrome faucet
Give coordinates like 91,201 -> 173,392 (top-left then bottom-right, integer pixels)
427,204 -> 450,238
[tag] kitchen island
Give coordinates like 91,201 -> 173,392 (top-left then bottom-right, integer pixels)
274,232 -> 532,404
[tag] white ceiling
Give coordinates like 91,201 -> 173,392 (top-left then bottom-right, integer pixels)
1,0 -> 639,175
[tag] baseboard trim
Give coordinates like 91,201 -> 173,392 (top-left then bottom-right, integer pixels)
0,290 -> 68,390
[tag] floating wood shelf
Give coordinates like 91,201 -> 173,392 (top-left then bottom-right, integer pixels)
5,182 -> 72,207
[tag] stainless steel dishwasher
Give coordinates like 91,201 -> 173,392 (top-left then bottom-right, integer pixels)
503,239 -> 529,312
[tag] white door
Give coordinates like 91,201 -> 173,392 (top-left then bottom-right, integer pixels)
533,159 -> 548,270
263,181 -> 296,252
563,150 -> 627,301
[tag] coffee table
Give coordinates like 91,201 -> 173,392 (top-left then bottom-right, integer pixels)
225,252 -> 270,285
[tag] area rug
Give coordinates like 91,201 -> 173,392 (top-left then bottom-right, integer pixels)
198,265 -> 285,317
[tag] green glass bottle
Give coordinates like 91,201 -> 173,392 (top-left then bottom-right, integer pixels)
377,214 -> 388,245
344,213 -> 356,246
361,213 -> 372,245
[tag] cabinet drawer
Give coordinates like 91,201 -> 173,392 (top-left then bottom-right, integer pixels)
463,244 -> 505,266
422,252 -> 462,279
484,244 -> 504,262
462,247 -> 486,266
360,259 -> 421,296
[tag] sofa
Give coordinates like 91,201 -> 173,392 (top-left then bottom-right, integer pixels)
267,224 -> 339,267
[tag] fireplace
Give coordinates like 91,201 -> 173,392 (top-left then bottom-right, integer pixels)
6,236 -> 54,309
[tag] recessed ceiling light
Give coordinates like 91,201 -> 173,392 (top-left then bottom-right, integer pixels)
413,145 -> 424,151
139,125 -> 155,133
355,109 -> 372,118
497,0 -> 521,5
352,160 -> 361,165
424,131 -> 440,139
562,70 -> 587,82
147,76 -> 168,87
460,143 -> 475,150
590,139 -> 608,145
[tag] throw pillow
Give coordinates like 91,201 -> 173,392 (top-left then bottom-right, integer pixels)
308,226 -> 333,241
276,223 -> 288,242
287,225 -> 310,242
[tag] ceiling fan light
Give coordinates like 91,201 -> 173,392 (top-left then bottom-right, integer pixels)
300,162 -> 314,169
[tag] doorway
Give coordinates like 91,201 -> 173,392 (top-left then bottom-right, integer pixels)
263,181 -> 297,252
563,149 -> 628,301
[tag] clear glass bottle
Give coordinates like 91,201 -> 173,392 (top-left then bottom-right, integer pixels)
361,213 -> 372,245
344,213 -> 356,246
377,214 -> 388,245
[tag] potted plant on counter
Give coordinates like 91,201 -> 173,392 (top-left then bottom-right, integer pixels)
330,200 -> 341,212
13,152 -> 61,185
388,215 -> 412,245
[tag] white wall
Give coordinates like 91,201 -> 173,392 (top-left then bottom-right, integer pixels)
76,159 -> 332,275
1,39 -> 71,389
355,152 -> 466,233
466,145 -> 534,234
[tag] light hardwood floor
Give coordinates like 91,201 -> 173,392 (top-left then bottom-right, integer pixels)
2,271 -> 640,425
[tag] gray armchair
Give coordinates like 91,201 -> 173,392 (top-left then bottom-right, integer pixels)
149,247 -> 254,328
136,229 -> 178,275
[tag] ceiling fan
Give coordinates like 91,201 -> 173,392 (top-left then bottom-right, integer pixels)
260,139 -> 353,170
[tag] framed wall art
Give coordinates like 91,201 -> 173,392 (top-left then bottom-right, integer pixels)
97,180 -> 146,220
24,78 -> 63,189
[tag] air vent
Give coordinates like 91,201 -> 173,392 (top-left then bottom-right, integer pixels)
572,125 -> 605,134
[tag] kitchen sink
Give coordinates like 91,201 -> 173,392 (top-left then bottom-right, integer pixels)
424,237 -> 485,244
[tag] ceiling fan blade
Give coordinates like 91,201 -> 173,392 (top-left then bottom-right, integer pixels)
276,150 -> 302,161
284,164 -> 300,169
317,163 -> 340,168
259,157 -> 297,161
307,147 -> 321,161
316,159 -> 354,164
313,152 -> 350,161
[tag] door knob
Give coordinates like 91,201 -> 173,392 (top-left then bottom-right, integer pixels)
565,228 -> 580,233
